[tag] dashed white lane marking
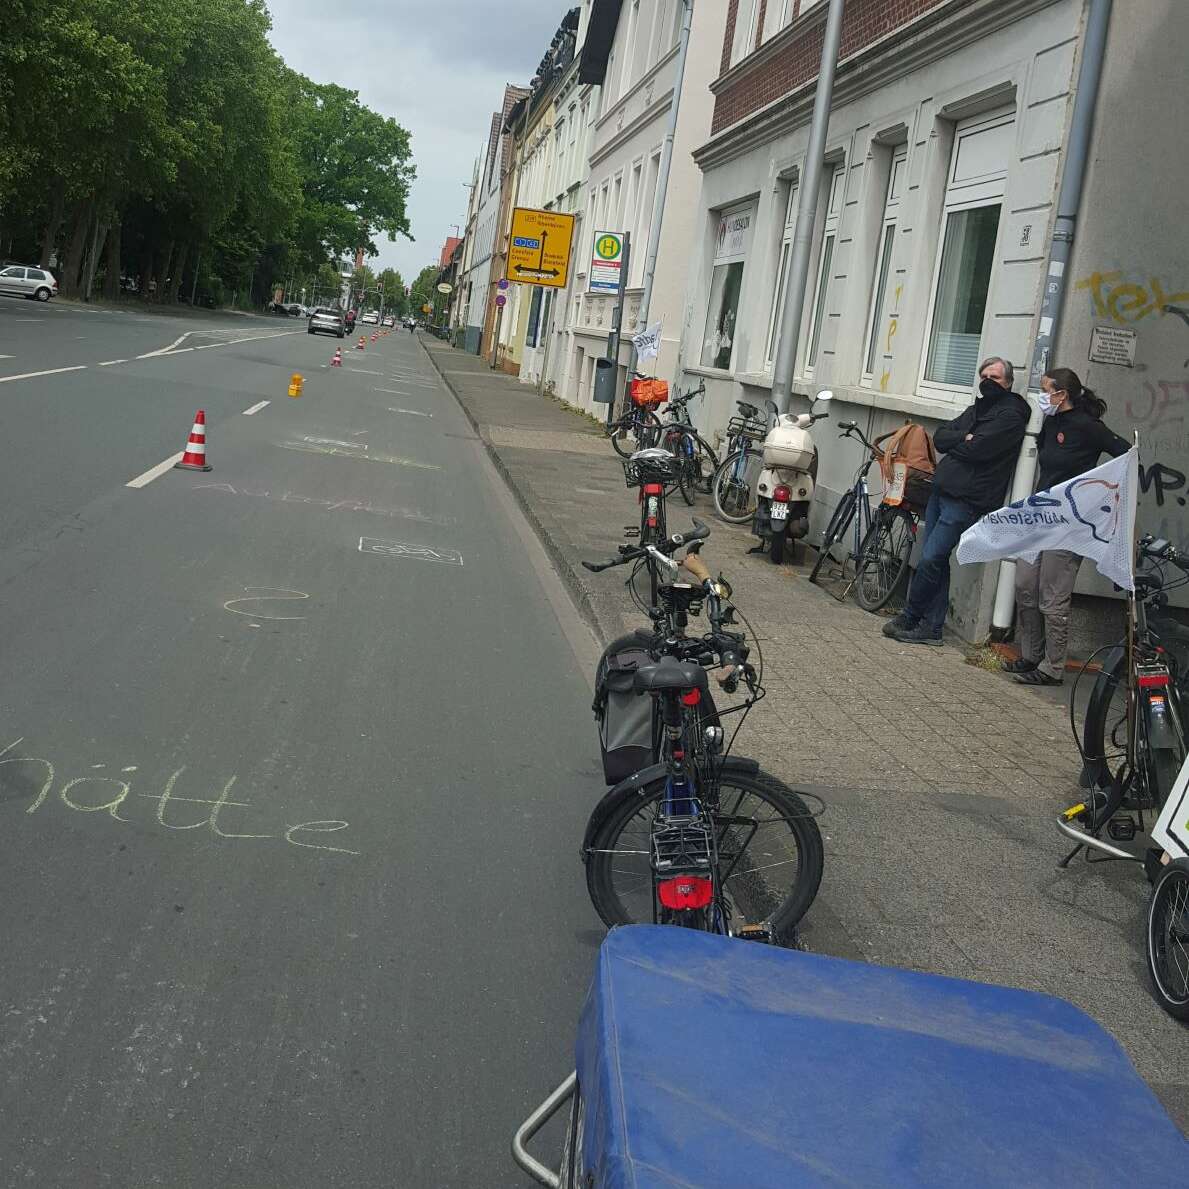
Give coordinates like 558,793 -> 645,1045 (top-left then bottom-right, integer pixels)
0,365 -> 87,384
126,452 -> 184,488
387,407 -> 433,417
347,368 -> 383,376
0,354 -> 13,359
97,359 -> 127,366
242,400 -> 270,415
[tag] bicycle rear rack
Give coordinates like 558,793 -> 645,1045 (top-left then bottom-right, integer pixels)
651,819 -> 714,873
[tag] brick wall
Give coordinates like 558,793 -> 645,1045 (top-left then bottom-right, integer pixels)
711,0 -> 950,136
721,0 -> 740,76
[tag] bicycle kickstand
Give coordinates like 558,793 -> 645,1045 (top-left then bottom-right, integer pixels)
1057,841 -> 1084,869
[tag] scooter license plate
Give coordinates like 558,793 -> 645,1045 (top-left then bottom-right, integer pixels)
770,501 -> 789,520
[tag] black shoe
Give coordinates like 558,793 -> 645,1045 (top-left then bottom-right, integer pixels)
892,623 -> 943,647
882,612 -> 918,638
1002,658 -> 1037,674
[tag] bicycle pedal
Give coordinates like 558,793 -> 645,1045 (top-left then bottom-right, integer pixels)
1107,817 -> 1137,842
736,924 -> 772,944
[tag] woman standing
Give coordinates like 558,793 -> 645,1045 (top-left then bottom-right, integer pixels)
1006,367 -> 1130,686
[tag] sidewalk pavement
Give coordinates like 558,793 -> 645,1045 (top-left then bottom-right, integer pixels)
421,336 -> 1189,1130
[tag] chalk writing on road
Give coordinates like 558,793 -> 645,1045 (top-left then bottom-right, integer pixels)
191,482 -> 453,526
0,738 -> 359,856
276,441 -> 441,470
358,537 -> 464,566
223,587 -> 310,621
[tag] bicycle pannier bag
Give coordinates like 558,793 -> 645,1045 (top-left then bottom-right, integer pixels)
879,422 -> 936,513
593,630 -> 657,784
630,377 -> 669,408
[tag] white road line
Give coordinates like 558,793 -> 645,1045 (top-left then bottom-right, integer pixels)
0,354 -> 13,360
126,452 -> 184,488
97,359 -> 127,366
0,365 -> 87,384
387,407 -> 433,417
242,400 -> 270,415
138,331 -> 193,359
348,367 -> 383,375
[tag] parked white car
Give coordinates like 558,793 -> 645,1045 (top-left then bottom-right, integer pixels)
0,264 -> 58,301
361,310 -> 379,325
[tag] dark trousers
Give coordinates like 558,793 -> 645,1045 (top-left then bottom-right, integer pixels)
903,491 -> 981,632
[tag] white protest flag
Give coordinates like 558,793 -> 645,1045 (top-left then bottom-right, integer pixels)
631,321 -> 663,361
955,447 -> 1139,589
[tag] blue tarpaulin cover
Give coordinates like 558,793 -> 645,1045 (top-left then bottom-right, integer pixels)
575,926 -> 1186,1188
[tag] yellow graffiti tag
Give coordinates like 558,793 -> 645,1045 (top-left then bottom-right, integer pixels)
1074,270 -> 1189,325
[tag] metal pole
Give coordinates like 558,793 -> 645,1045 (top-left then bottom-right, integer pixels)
770,0 -> 845,413
635,0 -> 693,336
606,232 -> 632,426
990,0 -> 1113,631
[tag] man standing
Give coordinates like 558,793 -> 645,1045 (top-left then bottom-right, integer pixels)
883,356 -> 1029,646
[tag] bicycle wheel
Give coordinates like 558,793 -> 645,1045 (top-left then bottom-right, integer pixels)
690,434 -> 719,495
713,448 -> 762,523
1147,858 -> 1189,1020
585,768 -> 824,942
809,488 -> 857,585
664,429 -> 696,506
610,409 -> 660,459
1078,647 -> 1127,795
854,506 -> 915,612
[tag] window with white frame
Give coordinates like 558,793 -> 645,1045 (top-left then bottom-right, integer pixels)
805,162 -> 844,372
650,0 -> 674,64
862,147 -> 907,382
922,111 -> 1014,389
765,177 -> 798,366
621,0 -> 640,97
701,202 -> 755,370
730,0 -> 759,65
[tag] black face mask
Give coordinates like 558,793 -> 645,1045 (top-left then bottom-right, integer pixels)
979,377 -> 1007,399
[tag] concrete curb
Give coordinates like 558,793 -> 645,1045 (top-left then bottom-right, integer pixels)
419,337 -> 613,646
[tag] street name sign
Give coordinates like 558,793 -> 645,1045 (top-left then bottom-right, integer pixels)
507,207 -> 575,288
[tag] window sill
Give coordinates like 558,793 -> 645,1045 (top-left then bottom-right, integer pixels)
685,364 -> 737,381
727,374 -> 970,420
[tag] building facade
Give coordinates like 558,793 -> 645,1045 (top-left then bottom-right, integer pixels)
672,0 -> 1185,637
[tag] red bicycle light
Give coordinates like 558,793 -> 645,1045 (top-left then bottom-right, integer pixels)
773,484 -> 791,502
1139,672 -> 1171,688
643,483 -> 663,495
681,688 -> 701,706
657,876 -> 713,910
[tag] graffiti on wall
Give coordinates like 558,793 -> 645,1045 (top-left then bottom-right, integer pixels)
1074,270 -> 1189,327
878,283 -> 903,393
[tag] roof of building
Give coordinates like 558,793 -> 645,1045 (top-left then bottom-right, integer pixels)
438,237 -> 463,270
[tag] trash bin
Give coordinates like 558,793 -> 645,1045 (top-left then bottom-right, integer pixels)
593,357 -> 617,405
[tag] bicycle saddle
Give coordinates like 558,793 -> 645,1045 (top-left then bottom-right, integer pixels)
633,656 -> 709,694
736,400 -> 760,419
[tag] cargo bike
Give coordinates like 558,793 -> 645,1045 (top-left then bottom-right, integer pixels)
513,925 -> 1186,1187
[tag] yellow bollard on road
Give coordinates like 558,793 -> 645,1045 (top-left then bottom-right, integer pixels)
288,373 -> 304,398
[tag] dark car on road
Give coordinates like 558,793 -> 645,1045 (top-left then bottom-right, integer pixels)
308,307 -> 345,338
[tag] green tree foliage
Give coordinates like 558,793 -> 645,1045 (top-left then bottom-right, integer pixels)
0,0 -> 414,306
408,264 -> 440,318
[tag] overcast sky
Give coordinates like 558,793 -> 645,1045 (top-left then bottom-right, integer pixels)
267,0 -> 568,281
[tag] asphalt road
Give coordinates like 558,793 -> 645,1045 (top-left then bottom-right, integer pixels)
0,298 -> 605,1187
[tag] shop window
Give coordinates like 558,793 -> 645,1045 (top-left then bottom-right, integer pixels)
701,202 -> 755,371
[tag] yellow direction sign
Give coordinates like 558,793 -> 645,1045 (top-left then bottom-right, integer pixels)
507,207 -> 576,288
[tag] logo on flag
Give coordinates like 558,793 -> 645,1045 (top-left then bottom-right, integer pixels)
956,448 -> 1138,589
631,321 -> 663,362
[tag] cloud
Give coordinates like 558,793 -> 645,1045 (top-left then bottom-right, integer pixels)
266,0 -> 571,279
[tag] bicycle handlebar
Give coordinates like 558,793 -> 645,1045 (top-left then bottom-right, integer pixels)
582,519 -> 711,573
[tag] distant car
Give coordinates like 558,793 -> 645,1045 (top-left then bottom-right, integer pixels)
361,310 -> 379,325
382,315 -> 396,327
0,264 -> 58,302
308,307 -> 345,338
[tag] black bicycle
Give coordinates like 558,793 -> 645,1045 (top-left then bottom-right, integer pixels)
1060,536 -> 1189,1019
581,523 -> 824,942
622,447 -> 678,608
606,372 -> 665,459
808,420 -> 918,611
712,399 -> 770,524
656,382 -> 717,505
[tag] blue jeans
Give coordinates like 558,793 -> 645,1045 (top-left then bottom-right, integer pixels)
903,491 -> 981,633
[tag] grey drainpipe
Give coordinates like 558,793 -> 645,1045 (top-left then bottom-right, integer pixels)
990,0 -> 1113,632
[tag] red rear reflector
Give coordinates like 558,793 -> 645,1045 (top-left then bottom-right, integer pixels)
1140,672 -> 1170,688
657,876 -> 713,910
773,485 -> 791,502
646,517 -> 657,527
681,689 -> 701,705
643,483 -> 663,495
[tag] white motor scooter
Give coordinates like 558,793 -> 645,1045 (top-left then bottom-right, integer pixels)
752,390 -> 833,564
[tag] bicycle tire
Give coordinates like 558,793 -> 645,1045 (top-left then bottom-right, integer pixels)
610,409 -> 660,459
690,433 -> 719,495
854,506 -> 915,612
585,768 -> 824,943
809,488 -> 857,585
663,429 -> 696,506
1078,647 -> 1126,794
1146,857 -> 1189,1020
712,448 -> 761,523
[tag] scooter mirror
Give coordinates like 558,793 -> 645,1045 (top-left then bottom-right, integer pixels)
814,389 -> 834,405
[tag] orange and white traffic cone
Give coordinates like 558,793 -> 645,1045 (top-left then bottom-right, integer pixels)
330,348 -> 342,367
357,336 -> 366,351
174,410 -> 212,472
370,332 -> 378,343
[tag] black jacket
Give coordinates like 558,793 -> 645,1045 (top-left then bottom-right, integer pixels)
932,388 -> 1030,513
1036,407 -> 1129,490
